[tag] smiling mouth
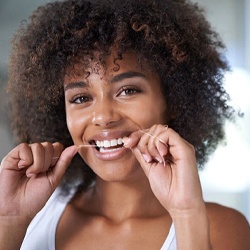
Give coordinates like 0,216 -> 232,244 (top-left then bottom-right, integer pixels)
90,138 -> 125,152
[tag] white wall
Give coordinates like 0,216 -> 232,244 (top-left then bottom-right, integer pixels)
245,0 -> 250,72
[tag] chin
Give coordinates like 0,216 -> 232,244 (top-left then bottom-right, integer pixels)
89,159 -> 143,183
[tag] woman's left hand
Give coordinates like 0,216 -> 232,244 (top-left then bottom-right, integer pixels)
123,124 -> 204,217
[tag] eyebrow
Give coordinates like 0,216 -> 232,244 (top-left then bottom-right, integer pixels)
64,71 -> 147,91
110,71 -> 147,83
64,81 -> 88,91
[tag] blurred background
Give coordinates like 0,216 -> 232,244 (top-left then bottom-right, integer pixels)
0,0 -> 250,221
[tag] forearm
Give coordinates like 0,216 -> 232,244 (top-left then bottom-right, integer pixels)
172,203 -> 211,250
0,217 -> 30,250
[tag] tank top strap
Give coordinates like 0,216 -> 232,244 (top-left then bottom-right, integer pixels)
160,223 -> 177,250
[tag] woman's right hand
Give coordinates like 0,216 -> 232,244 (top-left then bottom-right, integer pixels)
0,142 -> 77,222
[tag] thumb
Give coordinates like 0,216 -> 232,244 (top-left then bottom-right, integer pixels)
49,145 -> 78,187
123,130 -> 144,149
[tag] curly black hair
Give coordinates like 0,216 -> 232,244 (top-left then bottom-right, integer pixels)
7,0 -> 235,194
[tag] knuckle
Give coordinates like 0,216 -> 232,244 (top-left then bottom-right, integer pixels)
19,142 -> 30,150
147,142 -> 155,151
41,141 -> 52,147
187,143 -> 195,155
53,142 -> 64,151
29,142 -> 43,150
152,124 -> 158,130
0,156 -> 6,166
43,142 -> 54,152
137,139 -> 147,150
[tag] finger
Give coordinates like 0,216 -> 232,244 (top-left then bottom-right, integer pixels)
0,161 -> 3,174
26,143 -> 46,176
154,126 -> 170,159
156,128 -> 194,160
145,126 -> 164,163
136,125 -> 168,164
147,124 -> 169,147
123,130 -> 155,163
153,128 -> 197,170
48,145 -> 78,187
41,142 -> 54,170
50,142 -> 64,166
0,143 -> 34,172
123,130 -> 142,148
156,140 -> 168,158
123,126 -> 167,164
40,142 -> 64,170
26,142 -> 65,177
123,128 -> 160,150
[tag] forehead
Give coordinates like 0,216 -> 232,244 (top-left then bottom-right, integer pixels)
64,52 -> 154,82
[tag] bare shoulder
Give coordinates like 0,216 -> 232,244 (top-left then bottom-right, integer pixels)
205,202 -> 250,249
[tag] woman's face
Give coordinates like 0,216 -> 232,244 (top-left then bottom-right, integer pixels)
64,52 -> 167,182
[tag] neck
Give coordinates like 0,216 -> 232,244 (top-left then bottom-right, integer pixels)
81,175 -> 167,223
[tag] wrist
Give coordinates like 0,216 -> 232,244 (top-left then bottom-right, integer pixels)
169,200 -> 207,220
170,203 -> 211,250
0,216 -> 31,249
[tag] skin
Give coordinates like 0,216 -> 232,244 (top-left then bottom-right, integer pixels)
0,52 -> 249,249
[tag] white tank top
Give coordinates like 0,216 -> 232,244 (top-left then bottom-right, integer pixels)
21,190 -> 177,250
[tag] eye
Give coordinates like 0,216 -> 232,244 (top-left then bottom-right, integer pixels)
69,94 -> 92,104
118,86 -> 141,96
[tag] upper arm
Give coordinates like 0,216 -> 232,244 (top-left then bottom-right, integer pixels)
206,203 -> 250,250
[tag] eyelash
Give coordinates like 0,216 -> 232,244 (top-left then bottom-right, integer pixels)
69,94 -> 92,104
68,86 -> 141,104
118,86 -> 141,96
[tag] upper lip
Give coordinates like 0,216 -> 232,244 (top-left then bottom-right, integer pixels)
87,130 -> 132,144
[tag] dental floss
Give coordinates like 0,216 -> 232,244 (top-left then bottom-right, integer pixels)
139,129 -> 168,147
53,125 -> 169,163
139,127 -> 169,166
51,145 -> 97,160
77,144 -> 97,148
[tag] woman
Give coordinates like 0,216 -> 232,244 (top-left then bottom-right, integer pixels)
0,0 -> 249,249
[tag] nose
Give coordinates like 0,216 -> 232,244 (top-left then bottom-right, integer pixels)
91,98 -> 121,127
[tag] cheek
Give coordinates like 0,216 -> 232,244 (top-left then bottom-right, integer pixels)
126,100 -> 167,130
66,115 -> 77,143
151,90 -> 168,122
139,96 -> 167,124
153,99 -> 167,122
66,115 -> 74,136
66,109 -> 89,142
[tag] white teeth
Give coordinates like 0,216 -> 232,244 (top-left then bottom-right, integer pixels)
110,139 -> 118,146
99,147 -> 120,153
96,140 -> 104,147
103,140 -> 110,147
95,138 -> 124,148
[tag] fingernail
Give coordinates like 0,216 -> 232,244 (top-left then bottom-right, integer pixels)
142,154 -> 151,163
157,141 -> 168,157
156,142 -> 165,165
155,157 -> 163,163
26,172 -> 36,178
18,165 -> 26,169
122,137 -> 130,146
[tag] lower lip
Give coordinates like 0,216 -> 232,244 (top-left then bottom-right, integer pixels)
92,146 -> 129,161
